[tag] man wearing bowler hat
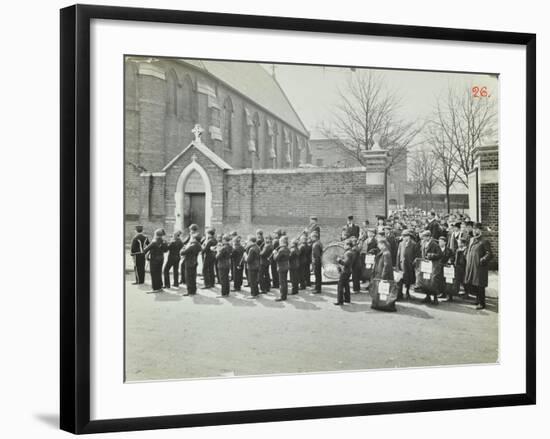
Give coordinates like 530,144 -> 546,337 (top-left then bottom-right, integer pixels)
345,215 -> 360,239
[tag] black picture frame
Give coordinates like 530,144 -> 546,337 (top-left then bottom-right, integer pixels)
60,4 -> 536,434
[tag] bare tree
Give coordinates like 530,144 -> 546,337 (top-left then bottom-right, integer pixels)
409,149 -> 438,210
320,70 -> 423,169
433,84 -> 497,186
425,122 -> 461,213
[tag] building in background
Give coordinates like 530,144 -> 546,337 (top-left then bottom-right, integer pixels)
308,138 -> 408,207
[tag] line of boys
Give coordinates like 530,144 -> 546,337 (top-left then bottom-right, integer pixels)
130,218 -> 324,301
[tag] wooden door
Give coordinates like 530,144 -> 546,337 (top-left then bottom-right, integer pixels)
183,193 -> 206,235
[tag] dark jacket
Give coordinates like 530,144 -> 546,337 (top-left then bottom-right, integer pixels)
144,239 -> 168,263
180,240 -> 202,266
259,243 -> 274,267
298,243 -> 308,266
396,239 -> 418,284
231,244 -> 245,268
307,223 -> 321,239
167,239 -> 184,259
374,249 -> 394,280
337,249 -> 354,274
345,223 -> 360,239
130,234 -> 149,255
273,245 -> 290,271
289,246 -> 300,270
202,237 -> 218,262
464,236 -> 492,287
215,244 -> 233,270
421,239 -> 442,261
454,247 -> 467,281
311,241 -> 323,265
245,243 -> 260,271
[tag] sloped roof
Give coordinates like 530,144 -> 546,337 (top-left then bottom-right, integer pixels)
181,59 -> 309,136
163,141 -> 233,172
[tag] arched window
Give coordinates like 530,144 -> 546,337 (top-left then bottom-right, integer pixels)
166,70 -> 177,116
222,97 -> 233,150
179,75 -> 195,122
253,112 -> 260,159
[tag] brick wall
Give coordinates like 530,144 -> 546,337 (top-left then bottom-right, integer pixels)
222,167 -> 382,242
474,145 -> 499,270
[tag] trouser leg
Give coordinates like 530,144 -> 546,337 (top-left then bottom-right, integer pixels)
185,264 -> 197,294
150,260 -> 163,290
220,267 -> 230,296
135,255 -> 145,284
163,259 -> 172,288
234,267 -> 243,290
271,262 -> 279,288
314,262 -> 322,293
278,270 -> 288,299
249,269 -> 259,296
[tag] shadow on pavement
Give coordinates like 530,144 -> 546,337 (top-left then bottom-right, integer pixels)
154,290 -> 183,301
394,304 -> 433,319
286,297 -> 321,311
191,294 -> 223,305
224,295 -> 258,307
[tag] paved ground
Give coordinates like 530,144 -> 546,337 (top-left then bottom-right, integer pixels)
125,273 -> 499,382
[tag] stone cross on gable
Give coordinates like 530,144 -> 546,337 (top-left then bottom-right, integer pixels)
192,124 -> 204,143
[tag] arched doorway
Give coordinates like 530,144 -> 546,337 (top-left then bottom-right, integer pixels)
174,160 -> 213,234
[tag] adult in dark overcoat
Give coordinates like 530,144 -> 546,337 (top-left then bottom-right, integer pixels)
395,229 -> 417,300
244,235 -> 261,297
130,225 -> 149,285
419,230 -> 443,304
374,239 -> 394,281
464,223 -> 493,309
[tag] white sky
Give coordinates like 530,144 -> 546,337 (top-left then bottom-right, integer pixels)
263,63 -> 499,139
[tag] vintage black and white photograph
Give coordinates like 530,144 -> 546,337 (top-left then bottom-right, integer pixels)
124,56 -> 499,382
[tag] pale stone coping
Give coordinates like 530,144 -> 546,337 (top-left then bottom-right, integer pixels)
479,169 -> 499,184
366,172 -> 385,185
473,144 -> 499,156
226,166 -> 366,175
138,98 -> 165,107
138,63 -> 166,80
139,172 -> 166,177
162,141 -> 233,171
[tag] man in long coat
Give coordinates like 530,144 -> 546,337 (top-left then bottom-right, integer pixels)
419,230 -> 443,304
395,229 -> 417,300
464,222 -> 493,309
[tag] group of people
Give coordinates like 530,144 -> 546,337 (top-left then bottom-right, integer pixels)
130,216 -> 323,302
130,208 -> 493,310
335,210 -> 493,309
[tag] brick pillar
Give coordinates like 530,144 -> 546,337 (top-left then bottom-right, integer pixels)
362,149 -> 389,223
473,142 -> 499,269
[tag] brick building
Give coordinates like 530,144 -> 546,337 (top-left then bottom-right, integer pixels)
468,142 -> 499,269
308,138 -> 408,207
125,57 -> 390,242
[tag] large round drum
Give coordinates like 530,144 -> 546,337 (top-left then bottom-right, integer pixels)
321,241 -> 345,280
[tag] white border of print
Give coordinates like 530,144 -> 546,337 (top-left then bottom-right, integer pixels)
90,19 -> 526,421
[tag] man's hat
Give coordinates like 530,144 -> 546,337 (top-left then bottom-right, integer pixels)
223,234 -> 231,242
438,236 -> 447,242
465,221 -> 474,227
454,222 -> 462,228
420,230 -> 432,238
376,215 -> 386,220
154,228 -> 164,237
347,215 -> 354,220
310,215 -> 318,221
135,225 -> 144,233
401,229 -> 412,237
367,228 -> 376,233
